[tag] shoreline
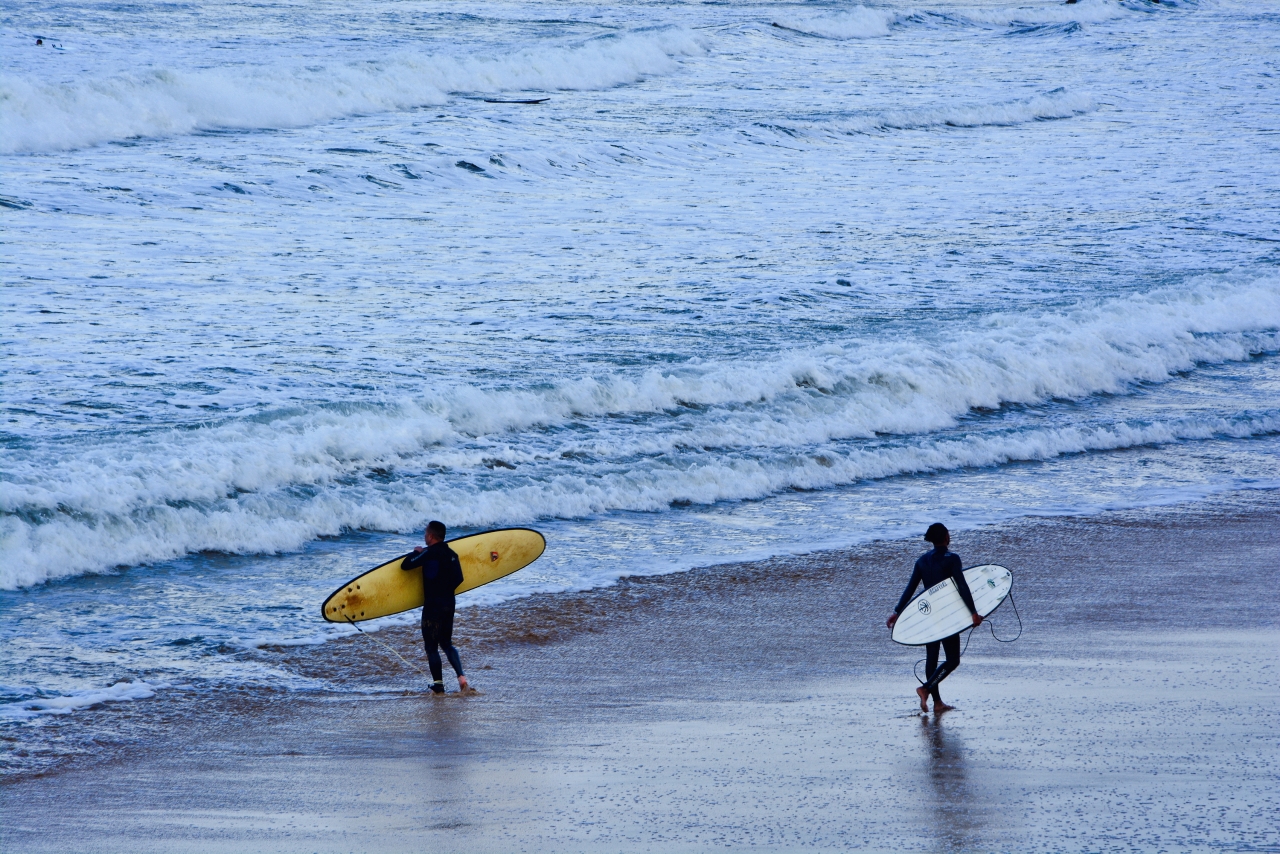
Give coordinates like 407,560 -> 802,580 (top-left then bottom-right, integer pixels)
3,490 -> 1278,851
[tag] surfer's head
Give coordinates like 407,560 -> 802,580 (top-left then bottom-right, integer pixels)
426,520 -> 446,545
924,522 -> 949,549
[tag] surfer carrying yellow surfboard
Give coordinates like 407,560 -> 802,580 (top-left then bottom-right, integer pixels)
886,523 -> 982,714
402,521 -> 472,695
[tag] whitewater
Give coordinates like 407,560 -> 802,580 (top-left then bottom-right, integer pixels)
2,0 -> 1278,765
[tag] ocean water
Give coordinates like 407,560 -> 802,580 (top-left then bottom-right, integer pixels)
2,0 -> 1279,766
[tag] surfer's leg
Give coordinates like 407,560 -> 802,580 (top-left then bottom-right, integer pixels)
917,640 -> 941,711
941,633 -> 961,681
439,606 -> 463,676
925,634 -> 962,709
422,614 -> 445,692
436,606 -> 468,687
426,645 -> 444,687
444,645 -> 464,677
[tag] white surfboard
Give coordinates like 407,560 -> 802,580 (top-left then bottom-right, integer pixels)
891,564 -> 1012,646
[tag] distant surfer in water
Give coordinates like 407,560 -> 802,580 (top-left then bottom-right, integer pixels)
886,523 -> 981,714
402,521 -> 471,695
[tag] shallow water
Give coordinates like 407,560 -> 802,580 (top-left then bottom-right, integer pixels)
2,0 -> 1279,770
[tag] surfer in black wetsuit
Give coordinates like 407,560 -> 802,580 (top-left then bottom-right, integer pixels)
402,520 -> 471,694
886,523 -> 981,714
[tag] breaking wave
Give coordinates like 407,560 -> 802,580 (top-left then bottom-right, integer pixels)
750,88 -> 1094,141
2,275 -> 1278,589
0,28 -> 704,154
846,87 -> 1094,133
955,0 -> 1131,26
771,6 -> 903,39
772,0 -> 1130,41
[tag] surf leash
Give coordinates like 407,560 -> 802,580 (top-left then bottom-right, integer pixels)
986,590 -> 1023,643
344,615 -> 432,680
912,591 -> 1023,685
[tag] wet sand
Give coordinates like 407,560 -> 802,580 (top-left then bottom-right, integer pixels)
3,493 -> 1279,853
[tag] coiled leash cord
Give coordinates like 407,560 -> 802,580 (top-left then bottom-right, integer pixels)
345,615 -> 432,680
913,591 -> 1023,685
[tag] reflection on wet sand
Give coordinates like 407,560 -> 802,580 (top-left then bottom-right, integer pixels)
920,717 -> 983,854
409,702 -> 476,834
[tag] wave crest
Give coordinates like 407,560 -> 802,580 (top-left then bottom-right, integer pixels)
0,28 -> 704,154
2,276 -> 1278,589
771,7 -> 902,39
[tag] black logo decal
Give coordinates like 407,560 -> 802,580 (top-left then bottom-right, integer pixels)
918,599 -> 931,616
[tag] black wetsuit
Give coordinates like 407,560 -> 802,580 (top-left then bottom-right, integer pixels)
401,542 -> 465,692
894,548 -> 978,702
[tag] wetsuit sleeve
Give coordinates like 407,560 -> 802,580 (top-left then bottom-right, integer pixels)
949,555 -> 978,615
448,552 -> 464,592
894,562 -> 924,614
401,551 -> 424,571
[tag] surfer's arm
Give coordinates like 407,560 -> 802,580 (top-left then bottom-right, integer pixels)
892,564 -> 924,616
401,550 -> 424,571
448,553 -> 464,592
950,558 -> 980,620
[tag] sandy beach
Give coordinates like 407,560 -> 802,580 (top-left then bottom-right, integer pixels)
3,492 -> 1277,853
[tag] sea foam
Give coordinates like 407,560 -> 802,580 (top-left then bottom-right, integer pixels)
849,87 -> 1094,134
959,0 -> 1130,26
0,28 -> 703,154
771,6 -> 902,39
2,276 -> 1277,589
772,0 -> 1127,40
0,680 -> 162,721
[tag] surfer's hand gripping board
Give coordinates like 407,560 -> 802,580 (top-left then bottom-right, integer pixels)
890,564 -> 1012,646
321,528 -> 546,623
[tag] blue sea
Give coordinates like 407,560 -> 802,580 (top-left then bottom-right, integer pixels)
2,0 -> 1278,771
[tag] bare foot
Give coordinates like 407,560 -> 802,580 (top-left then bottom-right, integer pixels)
916,686 -> 929,712
458,675 -> 472,693
934,701 -> 955,714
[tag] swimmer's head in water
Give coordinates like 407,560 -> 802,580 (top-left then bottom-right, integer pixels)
924,523 -> 949,546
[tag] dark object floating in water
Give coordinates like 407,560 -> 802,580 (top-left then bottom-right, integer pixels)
483,98 -> 549,104
456,160 -> 485,173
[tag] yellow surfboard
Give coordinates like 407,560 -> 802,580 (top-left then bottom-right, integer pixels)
321,527 -> 546,623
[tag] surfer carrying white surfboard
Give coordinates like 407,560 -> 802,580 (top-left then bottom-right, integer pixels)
402,521 -> 472,695
886,523 -> 982,714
